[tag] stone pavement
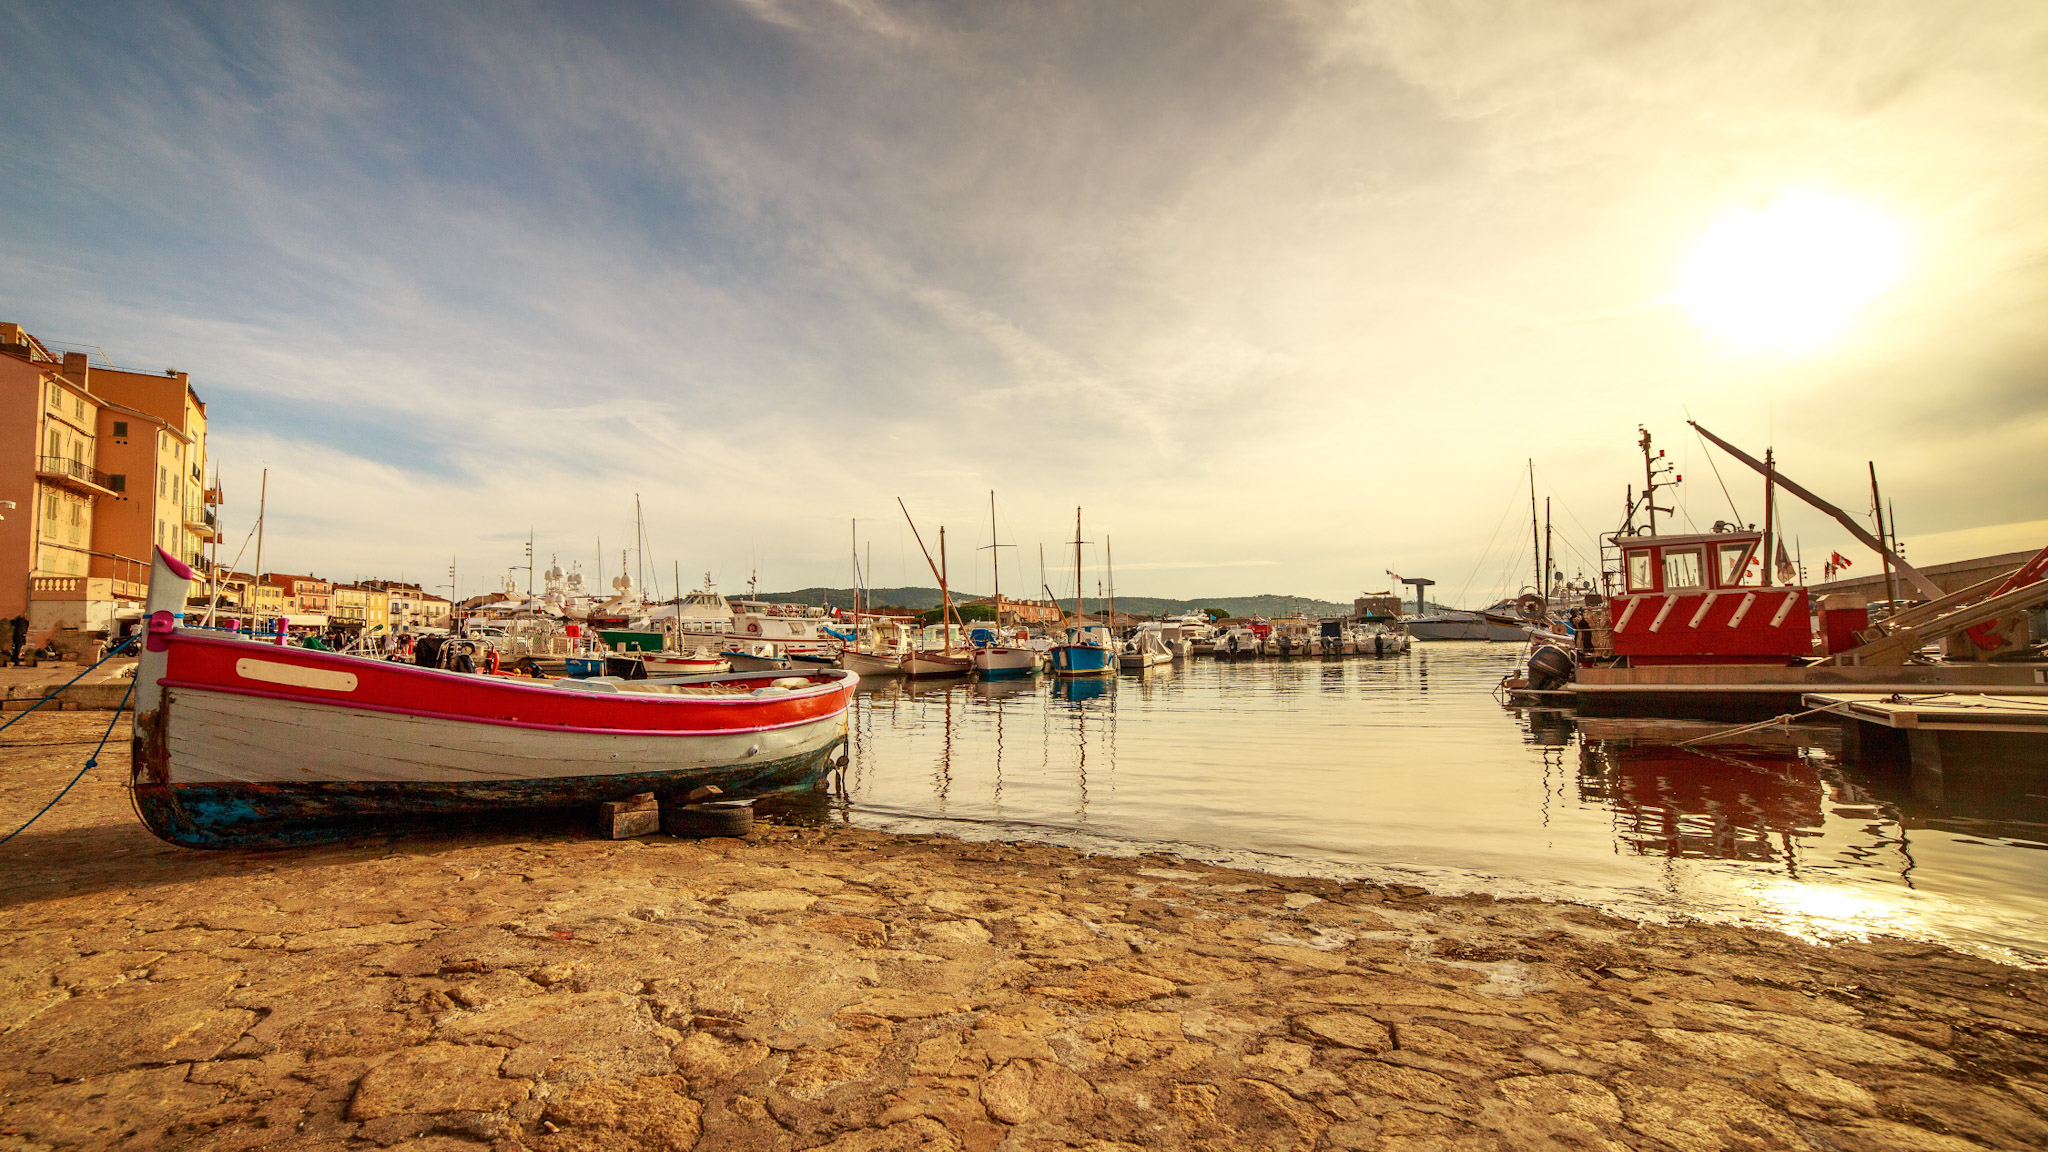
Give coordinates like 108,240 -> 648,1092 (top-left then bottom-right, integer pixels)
1,712 -> 2044,1151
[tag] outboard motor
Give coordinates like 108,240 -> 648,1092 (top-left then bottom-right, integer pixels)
1526,644 -> 1575,692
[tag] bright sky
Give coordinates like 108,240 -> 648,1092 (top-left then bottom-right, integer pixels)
3,2 -> 2044,605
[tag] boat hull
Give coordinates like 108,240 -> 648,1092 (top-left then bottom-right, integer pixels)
133,702 -> 843,848
723,649 -> 796,672
973,648 -> 1039,679
842,650 -> 906,678
1403,616 -> 1529,642
1051,644 -> 1116,676
642,653 -> 731,676
902,652 -> 973,679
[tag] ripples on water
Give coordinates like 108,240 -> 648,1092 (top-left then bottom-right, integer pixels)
836,644 -> 2048,964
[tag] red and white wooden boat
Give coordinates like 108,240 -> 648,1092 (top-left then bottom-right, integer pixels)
131,548 -> 855,848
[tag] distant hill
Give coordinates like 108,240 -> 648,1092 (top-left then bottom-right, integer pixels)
751,587 -> 1455,618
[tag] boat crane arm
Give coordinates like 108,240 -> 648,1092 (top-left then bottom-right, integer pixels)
1686,421 -> 1943,600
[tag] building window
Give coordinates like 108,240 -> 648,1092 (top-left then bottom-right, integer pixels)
48,383 -> 59,408
74,395 -> 83,420
47,430 -> 61,460
113,421 -> 128,438
108,474 -> 125,492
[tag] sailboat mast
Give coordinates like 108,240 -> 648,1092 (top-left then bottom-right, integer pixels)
1074,507 -> 1084,626
252,466 -> 268,589
939,526 -> 952,642
989,490 -> 1001,627
1528,459 -> 1542,598
1543,498 -> 1552,600
1107,536 -> 1115,634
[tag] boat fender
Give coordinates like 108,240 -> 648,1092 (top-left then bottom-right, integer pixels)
750,686 -> 792,697
667,799 -> 754,839
485,649 -> 501,675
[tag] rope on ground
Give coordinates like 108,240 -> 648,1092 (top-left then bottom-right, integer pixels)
0,675 -> 135,846
1675,705 -> 1832,747
0,634 -> 139,736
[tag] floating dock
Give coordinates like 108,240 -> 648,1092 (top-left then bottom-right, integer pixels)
1805,691 -> 2048,790
1573,663 -> 2048,720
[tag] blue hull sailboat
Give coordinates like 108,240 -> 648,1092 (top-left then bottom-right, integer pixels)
1051,507 -> 1116,677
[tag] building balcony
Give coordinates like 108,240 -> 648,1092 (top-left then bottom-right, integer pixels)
203,486 -> 224,506
36,456 -> 118,498
183,506 -> 221,542
30,576 -> 147,602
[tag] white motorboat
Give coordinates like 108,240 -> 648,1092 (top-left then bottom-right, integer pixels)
1118,627 -> 1173,669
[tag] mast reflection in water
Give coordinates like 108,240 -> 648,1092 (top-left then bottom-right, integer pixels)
833,646 -> 2048,963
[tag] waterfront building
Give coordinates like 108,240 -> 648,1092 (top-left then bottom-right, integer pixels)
270,574 -> 333,619
332,583 -> 389,634
0,322 -> 218,644
421,594 -> 452,630
364,580 -> 427,630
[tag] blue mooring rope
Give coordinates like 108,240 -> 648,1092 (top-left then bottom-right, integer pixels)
0,635 -> 141,846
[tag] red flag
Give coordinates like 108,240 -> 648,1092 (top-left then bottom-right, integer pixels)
1828,551 -> 1853,570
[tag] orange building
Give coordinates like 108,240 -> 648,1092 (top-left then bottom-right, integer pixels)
270,574 -> 333,617
0,322 -> 219,645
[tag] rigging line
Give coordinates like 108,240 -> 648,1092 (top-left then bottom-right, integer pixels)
1691,424 -> 1745,525
1452,469 -> 1533,608
1528,465 -> 1605,570
0,675 -> 134,846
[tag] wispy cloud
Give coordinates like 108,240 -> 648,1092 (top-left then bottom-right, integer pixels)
2,1 -> 2043,602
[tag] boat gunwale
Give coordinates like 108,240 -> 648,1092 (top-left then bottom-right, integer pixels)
167,627 -> 856,707
156,679 -> 850,737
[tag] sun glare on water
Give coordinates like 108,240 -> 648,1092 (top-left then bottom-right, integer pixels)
1678,193 -> 1907,352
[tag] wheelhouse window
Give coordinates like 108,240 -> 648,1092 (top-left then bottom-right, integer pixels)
1717,541 -> 1756,586
1663,549 -> 1704,590
1625,550 -> 1654,592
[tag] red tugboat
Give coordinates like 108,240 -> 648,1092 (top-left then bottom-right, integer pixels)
1546,425 -> 2048,721
1604,528 -> 1810,665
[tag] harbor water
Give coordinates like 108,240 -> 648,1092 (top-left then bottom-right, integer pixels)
841,643 -> 2048,965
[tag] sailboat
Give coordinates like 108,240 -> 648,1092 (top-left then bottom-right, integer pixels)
972,491 -> 1039,679
896,500 -> 972,679
1050,507 -> 1117,676
840,521 -> 906,678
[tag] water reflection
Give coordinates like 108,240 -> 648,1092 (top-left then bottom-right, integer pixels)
1577,743 -> 1825,866
842,647 -> 2048,961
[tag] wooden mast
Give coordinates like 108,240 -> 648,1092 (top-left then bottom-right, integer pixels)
1761,449 -> 1776,587
1073,507 -> 1085,630
895,498 -> 954,651
939,526 -> 952,649
1107,536 -> 1116,637
1528,459 -> 1542,599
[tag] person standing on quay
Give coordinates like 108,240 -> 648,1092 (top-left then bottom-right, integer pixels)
8,614 -> 27,667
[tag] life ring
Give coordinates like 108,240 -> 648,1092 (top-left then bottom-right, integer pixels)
748,622 -> 761,634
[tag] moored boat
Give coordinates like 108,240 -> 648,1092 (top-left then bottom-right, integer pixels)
130,548 -> 855,848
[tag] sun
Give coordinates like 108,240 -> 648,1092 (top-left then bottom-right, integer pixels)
1677,193 -> 1907,352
